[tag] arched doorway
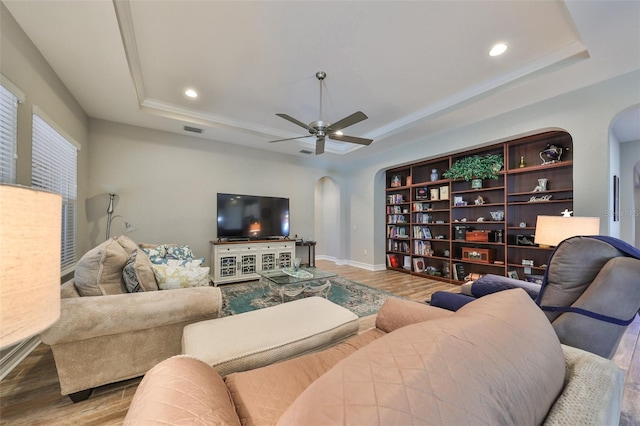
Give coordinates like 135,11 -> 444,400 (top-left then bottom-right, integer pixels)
314,176 -> 342,260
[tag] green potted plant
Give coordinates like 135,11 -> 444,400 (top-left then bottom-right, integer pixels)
442,154 -> 504,189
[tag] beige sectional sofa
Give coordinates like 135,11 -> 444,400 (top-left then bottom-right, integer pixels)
124,289 -> 624,425
41,236 -> 222,401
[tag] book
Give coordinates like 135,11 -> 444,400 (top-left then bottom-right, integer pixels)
413,257 -> 425,273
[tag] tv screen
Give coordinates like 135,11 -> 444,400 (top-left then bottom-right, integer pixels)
217,193 -> 290,240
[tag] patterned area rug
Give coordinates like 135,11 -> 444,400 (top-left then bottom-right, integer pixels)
219,276 -> 400,317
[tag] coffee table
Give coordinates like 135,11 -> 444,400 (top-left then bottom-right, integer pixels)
257,267 -> 337,303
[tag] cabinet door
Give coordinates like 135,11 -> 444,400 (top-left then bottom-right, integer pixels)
260,251 -> 277,271
278,250 -> 293,268
239,254 -> 257,277
218,255 -> 238,279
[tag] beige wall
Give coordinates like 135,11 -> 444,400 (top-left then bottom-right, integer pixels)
0,2 -> 90,259
87,119 -> 328,265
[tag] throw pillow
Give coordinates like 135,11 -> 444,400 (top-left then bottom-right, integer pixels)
165,245 -> 194,260
116,235 -> 138,255
152,265 -> 210,290
123,249 -> 159,292
141,244 -> 167,263
166,258 -> 205,268
74,238 -> 128,296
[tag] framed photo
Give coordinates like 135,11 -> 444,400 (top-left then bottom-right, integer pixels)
430,188 -> 439,200
507,270 -> 519,280
439,185 -> 449,200
415,187 -> 429,200
413,257 -> 425,273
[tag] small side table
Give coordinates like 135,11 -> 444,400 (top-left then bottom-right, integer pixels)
296,241 -> 317,267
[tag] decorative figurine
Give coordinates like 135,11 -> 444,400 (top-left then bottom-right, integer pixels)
561,209 -> 573,217
518,155 -> 526,168
474,195 -> 485,205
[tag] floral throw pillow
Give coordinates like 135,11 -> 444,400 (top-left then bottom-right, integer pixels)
151,265 -> 210,290
166,258 -> 205,268
141,245 -> 167,264
165,245 -> 195,260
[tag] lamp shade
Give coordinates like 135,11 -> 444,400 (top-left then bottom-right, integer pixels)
534,215 -> 600,247
0,185 -> 62,349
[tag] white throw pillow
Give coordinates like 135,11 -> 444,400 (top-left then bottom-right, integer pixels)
152,265 -> 210,289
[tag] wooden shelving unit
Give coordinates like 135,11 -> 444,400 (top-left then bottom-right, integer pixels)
385,131 -> 573,285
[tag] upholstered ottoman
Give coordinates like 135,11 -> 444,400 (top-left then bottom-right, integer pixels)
182,296 -> 359,376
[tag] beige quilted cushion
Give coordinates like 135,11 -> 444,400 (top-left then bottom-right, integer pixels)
226,329 -> 385,426
124,356 -> 240,426
73,238 -> 128,296
279,289 -> 566,425
115,234 -> 138,255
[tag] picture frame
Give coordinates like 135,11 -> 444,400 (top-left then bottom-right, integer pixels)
507,270 -> 519,280
413,257 -> 425,273
439,185 -> 449,200
430,188 -> 439,200
415,187 -> 429,200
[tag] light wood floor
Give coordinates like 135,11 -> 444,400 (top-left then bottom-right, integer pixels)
0,260 -> 638,425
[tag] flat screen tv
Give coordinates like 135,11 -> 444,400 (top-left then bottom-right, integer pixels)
217,193 -> 290,240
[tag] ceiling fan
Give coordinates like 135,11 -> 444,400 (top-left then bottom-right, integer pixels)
270,71 -> 373,155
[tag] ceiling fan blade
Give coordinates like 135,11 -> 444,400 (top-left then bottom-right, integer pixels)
326,111 -> 368,133
269,135 -> 314,143
276,113 -> 314,132
315,137 -> 325,155
329,133 -> 373,146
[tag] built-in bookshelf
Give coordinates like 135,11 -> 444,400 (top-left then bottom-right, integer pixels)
385,131 -> 573,284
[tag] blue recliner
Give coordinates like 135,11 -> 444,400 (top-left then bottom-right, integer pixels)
431,236 -> 640,359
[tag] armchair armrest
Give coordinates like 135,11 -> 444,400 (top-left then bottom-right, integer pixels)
41,286 -> 221,346
471,274 -> 541,299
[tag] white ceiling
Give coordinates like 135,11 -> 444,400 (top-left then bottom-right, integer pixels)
4,0 -> 640,163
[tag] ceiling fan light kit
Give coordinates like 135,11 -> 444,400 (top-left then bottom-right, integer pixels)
271,71 -> 373,155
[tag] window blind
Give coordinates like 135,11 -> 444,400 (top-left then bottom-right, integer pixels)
0,84 -> 18,183
32,113 -> 78,272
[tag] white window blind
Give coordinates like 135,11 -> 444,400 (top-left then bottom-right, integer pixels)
0,84 -> 18,183
32,113 -> 78,272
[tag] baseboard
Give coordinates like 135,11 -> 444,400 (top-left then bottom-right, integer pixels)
316,255 -> 386,272
0,336 -> 41,381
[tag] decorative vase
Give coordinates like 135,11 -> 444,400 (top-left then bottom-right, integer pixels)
537,178 -> 547,191
471,178 -> 482,189
430,169 -> 439,182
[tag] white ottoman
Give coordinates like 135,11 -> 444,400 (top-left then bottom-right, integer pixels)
182,297 -> 359,376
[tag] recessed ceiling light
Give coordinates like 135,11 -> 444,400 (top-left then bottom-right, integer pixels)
184,89 -> 198,98
489,43 -> 508,57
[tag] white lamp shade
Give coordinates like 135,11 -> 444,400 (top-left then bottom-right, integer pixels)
0,185 -> 62,349
534,215 -> 601,247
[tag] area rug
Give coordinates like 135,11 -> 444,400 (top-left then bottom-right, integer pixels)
219,277 -> 400,318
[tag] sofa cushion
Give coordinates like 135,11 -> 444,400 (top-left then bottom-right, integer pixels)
152,264 -> 210,289
225,329 -> 385,426
74,238 -> 128,296
122,249 -> 158,292
375,297 -> 452,333
278,289 -> 566,426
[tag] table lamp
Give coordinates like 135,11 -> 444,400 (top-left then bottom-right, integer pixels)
0,184 -> 62,350
534,215 -> 601,248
